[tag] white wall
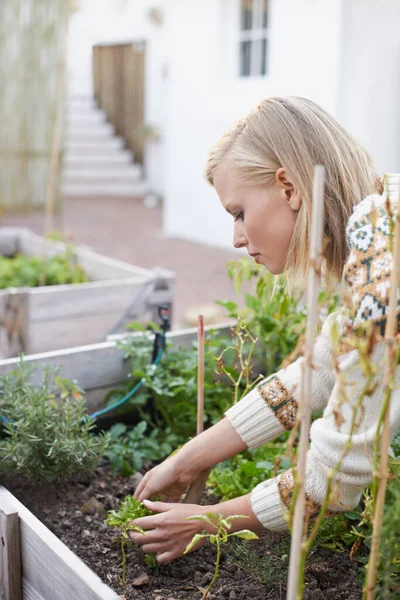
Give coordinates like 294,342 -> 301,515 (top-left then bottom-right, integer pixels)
336,0 -> 400,173
163,0 -> 345,249
67,0 -> 400,251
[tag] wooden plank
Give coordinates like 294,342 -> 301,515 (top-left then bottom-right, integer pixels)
23,580 -> 45,600
26,312 -> 140,356
0,291 -> 30,359
0,230 -> 20,257
0,488 -> 119,600
0,323 -> 234,389
0,508 -> 22,600
27,279 -> 150,321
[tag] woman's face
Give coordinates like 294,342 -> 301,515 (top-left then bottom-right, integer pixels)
214,161 -> 301,274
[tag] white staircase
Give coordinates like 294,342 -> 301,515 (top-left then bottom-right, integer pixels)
62,96 -> 148,197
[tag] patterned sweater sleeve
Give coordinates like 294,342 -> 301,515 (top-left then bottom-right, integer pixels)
230,192 -> 400,532
224,313 -> 336,448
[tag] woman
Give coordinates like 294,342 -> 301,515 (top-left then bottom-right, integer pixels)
129,97 -> 400,563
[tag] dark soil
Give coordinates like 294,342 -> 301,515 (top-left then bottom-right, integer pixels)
1,466 -> 362,600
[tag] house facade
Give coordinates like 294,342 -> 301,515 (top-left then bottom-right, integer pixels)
68,0 -> 400,249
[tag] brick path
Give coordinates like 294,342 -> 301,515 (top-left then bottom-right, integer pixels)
2,196 -> 238,329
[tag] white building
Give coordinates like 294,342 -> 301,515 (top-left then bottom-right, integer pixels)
68,0 -> 400,250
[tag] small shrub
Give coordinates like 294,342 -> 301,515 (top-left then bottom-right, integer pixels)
0,363 -> 108,482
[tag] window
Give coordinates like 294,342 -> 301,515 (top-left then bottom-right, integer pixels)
239,0 -> 269,77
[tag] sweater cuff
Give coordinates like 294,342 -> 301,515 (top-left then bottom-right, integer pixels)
225,388 -> 283,448
251,478 -> 288,532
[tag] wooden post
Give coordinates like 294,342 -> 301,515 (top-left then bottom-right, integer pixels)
184,314 -> 210,504
0,509 -> 22,600
197,314 -> 205,436
44,3 -> 69,236
286,166 -> 325,600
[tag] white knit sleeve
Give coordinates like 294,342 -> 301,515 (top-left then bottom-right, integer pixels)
250,342 -> 400,531
224,313 -> 337,449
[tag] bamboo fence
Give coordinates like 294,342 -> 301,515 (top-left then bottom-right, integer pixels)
0,0 -> 70,212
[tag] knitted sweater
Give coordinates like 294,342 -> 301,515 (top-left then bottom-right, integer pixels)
225,191 -> 400,531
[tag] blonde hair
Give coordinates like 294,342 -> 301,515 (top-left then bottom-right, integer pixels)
206,97 -> 383,287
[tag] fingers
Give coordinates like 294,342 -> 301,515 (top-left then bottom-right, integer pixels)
160,495 -> 182,503
155,538 -> 205,564
130,514 -> 160,531
142,499 -> 174,513
134,472 -> 152,501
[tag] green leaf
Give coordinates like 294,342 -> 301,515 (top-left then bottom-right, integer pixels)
230,530 -> 259,541
184,534 -> 207,554
185,514 -> 213,525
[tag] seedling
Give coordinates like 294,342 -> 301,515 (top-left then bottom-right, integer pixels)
184,512 -> 258,600
105,496 -> 155,587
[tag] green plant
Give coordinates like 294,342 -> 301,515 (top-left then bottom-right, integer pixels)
105,495 -> 155,587
208,438 -> 291,501
104,421 -> 180,477
108,328 -> 243,442
217,257 -> 308,375
0,247 -> 88,289
184,512 -> 259,600
228,536 -> 290,585
104,321 -> 265,477
0,363 -> 108,482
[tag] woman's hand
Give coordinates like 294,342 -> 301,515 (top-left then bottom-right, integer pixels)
134,453 -> 200,502
129,500 -> 209,563
134,418 -> 247,502
129,494 -> 263,564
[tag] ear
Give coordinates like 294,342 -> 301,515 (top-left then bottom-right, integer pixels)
275,167 -> 302,211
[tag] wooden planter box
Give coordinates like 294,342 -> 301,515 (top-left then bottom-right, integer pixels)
0,227 -> 174,359
0,323 -> 232,599
0,322 -> 233,414
0,486 -> 120,600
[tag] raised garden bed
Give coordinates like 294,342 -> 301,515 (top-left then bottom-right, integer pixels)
0,324 -> 365,599
0,322 -> 231,414
0,227 -> 174,358
0,466 -> 363,600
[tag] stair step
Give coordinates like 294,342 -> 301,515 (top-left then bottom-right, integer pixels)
64,153 -> 134,168
66,123 -> 114,137
62,181 -> 149,197
63,165 -> 142,180
67,96 -> 97,109
66,125 -> 115,139
66,110 -> 107,123
65,138 -> 125,153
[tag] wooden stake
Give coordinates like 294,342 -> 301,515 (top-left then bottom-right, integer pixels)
366,177 -> 400,599
184,315 -> 210,504
197,314 -> 205,436
44,6 -> 69,237
286,166 -> 325,600
0,509 -> 22,600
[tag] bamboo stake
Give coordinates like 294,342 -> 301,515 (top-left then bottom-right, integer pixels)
286,166 -> 325,600
365,177 -> 400,599
40,3 -> 69,285
44,4 -> 69,236
184,315 -> 210,504
197,314 -> 205,436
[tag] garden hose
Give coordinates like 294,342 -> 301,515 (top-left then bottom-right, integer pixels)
0,306 -> 171,426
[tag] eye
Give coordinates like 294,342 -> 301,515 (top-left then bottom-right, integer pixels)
234,211 -> 244,222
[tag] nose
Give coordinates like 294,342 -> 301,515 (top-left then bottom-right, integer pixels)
233,221 -> 248,249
